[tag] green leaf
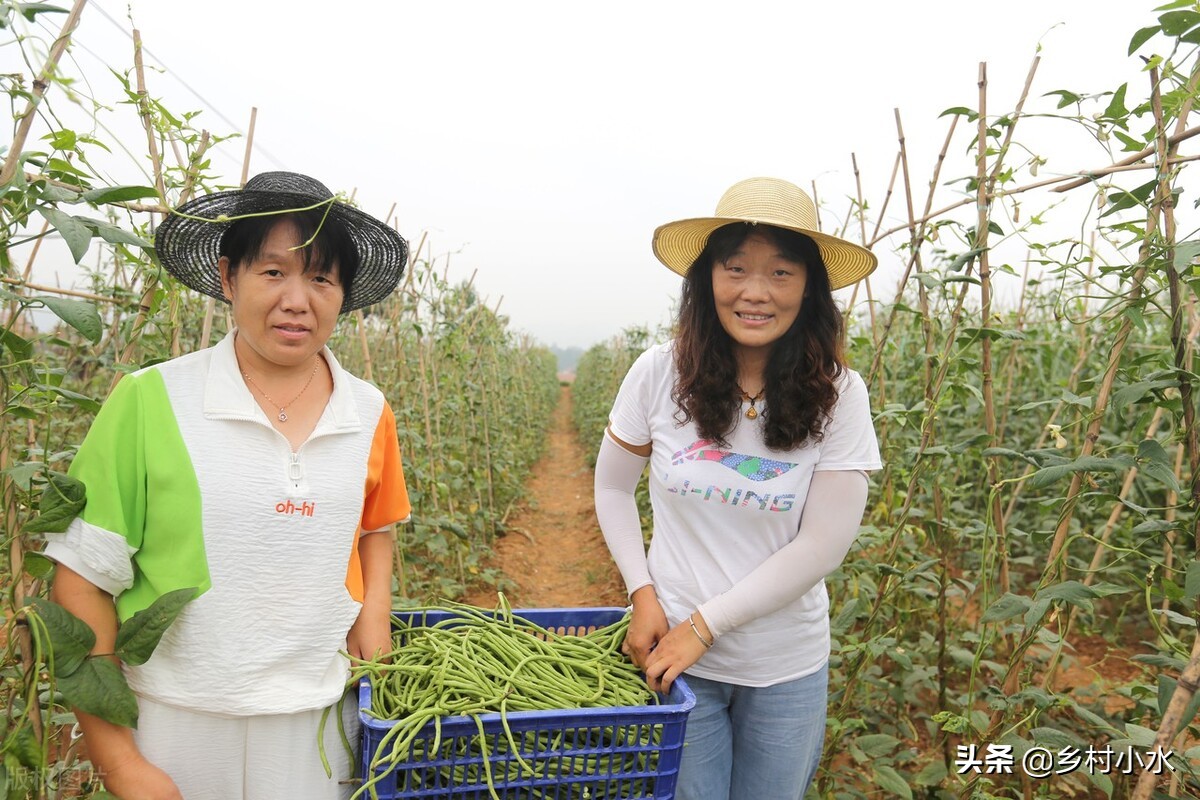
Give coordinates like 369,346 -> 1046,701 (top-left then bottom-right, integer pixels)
1159,9 -> 1200,36
55,657 -> 139,728
41,384 -> 100,412
1103,83 -> 1129,120
1186,561 -> 1200,600
981,592 -> 1031,623
1027,455 -> 1125,490
913,759 -> 947,786
4,723 -> 42,771
854,733 -> 900,758
22,552 -> 54,579
1142,461 -> 1181,492
1101,179 -> 1158,218
76,216 -> 152,249
982,447 -> 1038,465
43,128 -> 76,151
1173,239 -> 1200,272
81,185 -> 159,204
1024,597 -> 1051,628
872,765 -> 912,799
1037,580 -> 1102,607
1030,726 -> 1084,749
946,247 -> 985,272
1071,703 -> 1120,736
1130,519 -> 1176,535
36,296 -> 102,342
1137,438 -> 1172,465
830,598 -> 860,634
25,471 -> 86,534
1045,89 -> 1082,109
1026,464 -> 1074,489
29,597 -> 94,676
939,106 -> 976,119
1129,25 -> 1160,54
0,328 -> 32,360
18,3 -> 68,22
1157,676 -> 1200,730
36,206 -> 92,263
1113,379 -> 1178,408
115,587 -> 197,666
1123,723 -> 1157,747
1114,129 -> 1146,152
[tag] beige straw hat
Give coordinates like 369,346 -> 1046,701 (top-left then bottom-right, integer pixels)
652,177 -> 878,290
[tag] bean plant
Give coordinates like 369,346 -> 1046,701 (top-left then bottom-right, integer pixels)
573,6 -> 1200,798
0,4 -> 558,797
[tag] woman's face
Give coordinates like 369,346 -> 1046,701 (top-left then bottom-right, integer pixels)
711,231 -> 807,359
219,218 -> 344,372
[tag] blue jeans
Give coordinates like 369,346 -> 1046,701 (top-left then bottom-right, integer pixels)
674,664 -> 829,800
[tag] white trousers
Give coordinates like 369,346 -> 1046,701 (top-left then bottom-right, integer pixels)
133,694 -> 359,800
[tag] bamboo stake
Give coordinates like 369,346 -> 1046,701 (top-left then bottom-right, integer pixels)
843,153 -> 877,336
826,116 -> 978,789
864,123 -> 1200,247
200,109 -> 257,349
4,220 -> 52,321
1053,124 -> 1200,193
107,31 -> 174,392
0,278 -> 117,304
867,115 -> 958,385
0,0 -> 88,187
973,118 -> 1165,774
978,50 -> 1040,599
1132,62 -> 1200,800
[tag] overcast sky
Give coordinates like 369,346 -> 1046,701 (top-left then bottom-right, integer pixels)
6,1 -> 1171,348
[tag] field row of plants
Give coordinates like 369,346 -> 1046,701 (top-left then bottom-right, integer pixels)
571,6 -> 1200,799
0,3 -> 558,795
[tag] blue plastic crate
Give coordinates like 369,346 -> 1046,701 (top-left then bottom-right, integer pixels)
358,607 -> 695,799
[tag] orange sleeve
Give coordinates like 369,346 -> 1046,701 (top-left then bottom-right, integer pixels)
362,402 -> 411,531
345,403 -> 411,603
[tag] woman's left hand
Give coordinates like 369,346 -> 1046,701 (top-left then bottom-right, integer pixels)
642,614 -> 712,694
347,602 -> 392,662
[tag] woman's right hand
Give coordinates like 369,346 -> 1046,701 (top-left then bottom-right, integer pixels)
623,585 -> 669,671
103,755 -> 184,800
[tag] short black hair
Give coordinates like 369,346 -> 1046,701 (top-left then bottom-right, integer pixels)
218,210 -> 360,310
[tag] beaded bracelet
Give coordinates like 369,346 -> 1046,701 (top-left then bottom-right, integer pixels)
688,614 -> 714,649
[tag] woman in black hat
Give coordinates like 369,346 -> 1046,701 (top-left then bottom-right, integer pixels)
45,173 -> 411,800
595,177 -> 882,799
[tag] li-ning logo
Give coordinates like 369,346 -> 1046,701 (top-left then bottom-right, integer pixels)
275,499 -> 316,517
671,440 -> 798,481
665,440 -> 800,512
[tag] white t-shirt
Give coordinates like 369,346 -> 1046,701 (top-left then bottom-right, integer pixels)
608,341 -> 881,686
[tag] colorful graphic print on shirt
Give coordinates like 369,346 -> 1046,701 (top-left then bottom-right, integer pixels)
671,440 -> 799,481
665,440 -> 800,512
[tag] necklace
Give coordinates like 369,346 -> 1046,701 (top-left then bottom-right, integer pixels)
241,359 -> 321,422
738,385 -> 764,419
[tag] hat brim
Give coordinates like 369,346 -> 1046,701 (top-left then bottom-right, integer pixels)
652,217 -> 877,290
154,189 -> 408,313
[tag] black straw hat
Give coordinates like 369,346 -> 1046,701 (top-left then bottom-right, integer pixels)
154,171 -> 409,313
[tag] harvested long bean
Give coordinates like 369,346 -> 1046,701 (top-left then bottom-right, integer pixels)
350,598 -> 663,800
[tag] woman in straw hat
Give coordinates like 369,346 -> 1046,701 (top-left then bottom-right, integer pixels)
44,172 -> 411,800
595,177 -> 882,798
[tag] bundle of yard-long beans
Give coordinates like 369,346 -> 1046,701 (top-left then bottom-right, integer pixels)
350,598 -> 661,800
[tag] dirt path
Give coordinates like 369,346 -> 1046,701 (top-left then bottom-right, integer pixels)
466,385 -> 627,609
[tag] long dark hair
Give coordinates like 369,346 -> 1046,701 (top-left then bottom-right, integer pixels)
671,222 -> 844,450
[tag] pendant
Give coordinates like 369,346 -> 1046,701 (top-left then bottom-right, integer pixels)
278,410 -> 288,422
746,406 -> 758,420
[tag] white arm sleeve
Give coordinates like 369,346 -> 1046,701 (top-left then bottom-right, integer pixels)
593,432 -> 653,597
697,469 -> 869,638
